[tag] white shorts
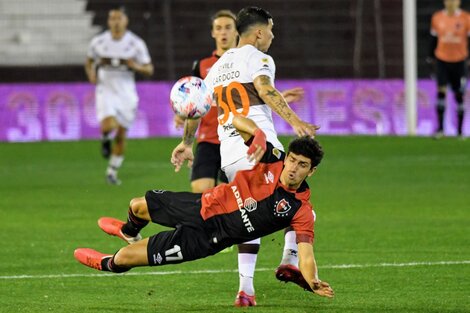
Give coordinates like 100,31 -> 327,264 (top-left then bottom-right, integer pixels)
95,86 -> 138,129
222,156 -> 255,183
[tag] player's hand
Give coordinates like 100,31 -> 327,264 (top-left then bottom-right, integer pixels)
282,87 -> 305,104
87,71 -> 97,84
174,115 -> 186,129
171,142 -> 193,172
312,280 -> 334,298
291,120 -> 320,138
126,59 -> 140,71
247,129 -> 267,164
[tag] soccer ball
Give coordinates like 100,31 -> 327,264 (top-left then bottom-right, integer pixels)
170,76 -> 213,119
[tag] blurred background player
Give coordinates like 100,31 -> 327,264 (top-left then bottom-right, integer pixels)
171,6 -> 317,307
428,0 -> 470,139
85,6 -> 154,184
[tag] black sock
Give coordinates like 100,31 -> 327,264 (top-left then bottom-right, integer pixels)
436,92 -> 446,132
121,208 -> 149,237
101,255 -> 131,273
457,105 -> 465,135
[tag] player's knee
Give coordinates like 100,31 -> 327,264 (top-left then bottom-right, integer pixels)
114,248 -> 133,266
454,92 -> 464,105
437,91 -> 446,109
129,197 -> 148,218
237,243 -> 260,254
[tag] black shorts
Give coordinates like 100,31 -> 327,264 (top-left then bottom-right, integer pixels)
144,190 -> 218,266
191,142 -> 228,183
436,59 -> 467,92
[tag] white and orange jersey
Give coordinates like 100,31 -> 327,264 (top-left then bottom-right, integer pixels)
87,30 -> 151,103
204,44 -> 284,168
431,9 -> 470,62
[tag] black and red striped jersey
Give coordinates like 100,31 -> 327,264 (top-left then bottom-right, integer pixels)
200,142 -> 315,246
192,51 -> 220,144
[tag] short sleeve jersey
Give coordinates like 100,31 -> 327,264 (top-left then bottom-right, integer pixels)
87,30 -> 151,99
431,9 -> 470,62
204,45 -> 284,167
192,52 -> 220,144
200,142 -> 315,245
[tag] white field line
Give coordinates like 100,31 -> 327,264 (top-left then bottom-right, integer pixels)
1,260 -> 469,280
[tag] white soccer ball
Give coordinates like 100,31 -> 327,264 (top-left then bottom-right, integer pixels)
170,76 -> 213,119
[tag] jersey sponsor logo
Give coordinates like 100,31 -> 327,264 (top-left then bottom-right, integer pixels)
274,198 -> 292,216
244,197 -> 257,212
272,148 -> 282,159
231,186 -> 255,233
264,171 -> 274,184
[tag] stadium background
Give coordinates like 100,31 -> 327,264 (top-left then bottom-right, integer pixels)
1,0 -> 470,142
1,1 -> 469,313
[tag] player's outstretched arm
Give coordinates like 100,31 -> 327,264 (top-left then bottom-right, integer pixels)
126,60 -> 154,77
170,118 -> 200,172
232,116 -> 266,164
84,58 -> 97,84
281,87 -> 304,104
254,75 -> 319,137
298,242 -> 334,298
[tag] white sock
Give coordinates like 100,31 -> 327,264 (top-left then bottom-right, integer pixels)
107,155 -> 124,175
238,253 -> 257,295
280,231 -> 298,267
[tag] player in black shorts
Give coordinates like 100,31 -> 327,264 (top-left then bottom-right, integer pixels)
74,116 -> 334,300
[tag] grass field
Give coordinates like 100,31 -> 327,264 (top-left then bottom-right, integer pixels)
1,136 -> 469,313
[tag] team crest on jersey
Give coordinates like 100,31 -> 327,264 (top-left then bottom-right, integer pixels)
272,148 -> 282,159
274,198 -> 291,216
261,58 -> 269,63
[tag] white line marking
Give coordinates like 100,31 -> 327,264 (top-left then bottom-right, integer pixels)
1,260 -> 468,280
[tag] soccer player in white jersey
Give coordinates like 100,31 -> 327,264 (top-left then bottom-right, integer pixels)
171,6 -> 319,307
85,7 -> 153,185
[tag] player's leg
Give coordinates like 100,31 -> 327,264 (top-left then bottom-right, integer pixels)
106,125 -> 127,185
435,60 -> 448,138
235,239 -> 259,307
190,142 -> 220,193
98,196 -> 149,244
224,159 -> 258,307
449,61 -> 467,137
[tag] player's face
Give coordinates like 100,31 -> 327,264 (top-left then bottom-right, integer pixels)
258,19 -> 275,53
281,152 -> 315,189
108,10 -> 128,34
212,17 -> 238,51
444,0 -> 460,11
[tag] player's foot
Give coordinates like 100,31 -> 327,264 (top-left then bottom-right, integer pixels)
101,139 -> 111,159
234,291 -> 256,307
98,217 -> 142,244
74,248 -> 111,271
433,130 -> 444,140
106,173 -> 122,185
275,264 -> 312,291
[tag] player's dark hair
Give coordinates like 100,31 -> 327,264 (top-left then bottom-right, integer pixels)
236,6 -> 272,35
211,9 -> 237,27
109,5 -> 127,16
287,136 -> 324,168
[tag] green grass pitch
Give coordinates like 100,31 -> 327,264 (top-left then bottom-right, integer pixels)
1,136 -> 469,312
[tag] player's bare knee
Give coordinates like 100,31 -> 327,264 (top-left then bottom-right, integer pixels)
129,197 -> 149,218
